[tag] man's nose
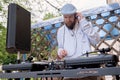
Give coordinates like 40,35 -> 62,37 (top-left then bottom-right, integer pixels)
66,18 -> 71,22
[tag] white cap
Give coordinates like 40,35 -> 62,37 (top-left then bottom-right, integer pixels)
60,3 -> 77,15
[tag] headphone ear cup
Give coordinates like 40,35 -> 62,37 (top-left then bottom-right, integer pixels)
75,16 -> 78,19
75,14 -> 78,19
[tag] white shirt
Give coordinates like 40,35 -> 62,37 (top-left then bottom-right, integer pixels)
57,18 -> 100,59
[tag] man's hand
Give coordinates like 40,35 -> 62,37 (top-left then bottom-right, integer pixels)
76,12 -> 84,21
59,50 -> 67,59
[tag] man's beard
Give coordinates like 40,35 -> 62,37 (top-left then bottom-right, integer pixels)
65,21 -> 76,30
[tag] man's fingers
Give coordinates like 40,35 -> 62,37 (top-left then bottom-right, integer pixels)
63,50 -> 67,56
61,50 -> 67,57
76,12 -> 84,20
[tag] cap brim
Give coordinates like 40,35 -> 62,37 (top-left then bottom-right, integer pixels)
61,9 -> 76,15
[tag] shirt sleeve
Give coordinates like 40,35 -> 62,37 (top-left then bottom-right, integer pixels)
57,27 -> 64,56
80,18 -> 100,45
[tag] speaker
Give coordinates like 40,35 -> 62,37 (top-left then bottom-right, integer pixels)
6,3 -> 31,53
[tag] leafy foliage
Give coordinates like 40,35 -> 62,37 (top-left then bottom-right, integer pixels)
43,13 -> 57,20
0,23 -> 17,64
